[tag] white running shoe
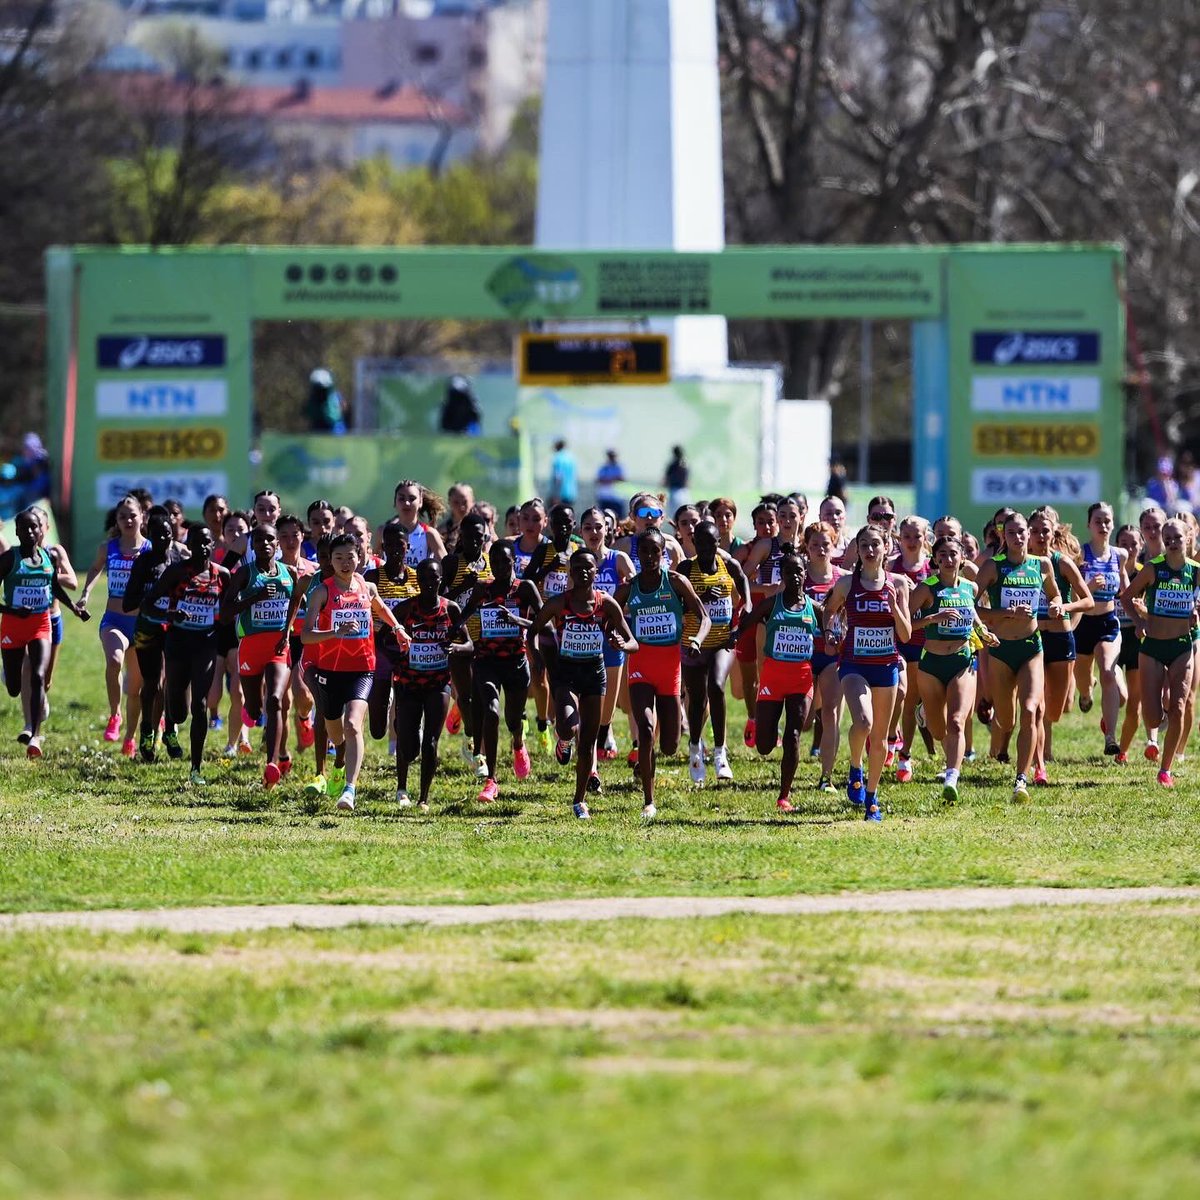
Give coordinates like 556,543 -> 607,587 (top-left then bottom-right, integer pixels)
713,745 -> 733,782
688,744 -> 706,785
336,786 -> 356,812
396,789 -> 412,808
642,802 -> 657,821
221,743 -> 238,759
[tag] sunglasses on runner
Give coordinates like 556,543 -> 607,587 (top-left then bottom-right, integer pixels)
870,510 -> 896,521
635,505 -> 664,519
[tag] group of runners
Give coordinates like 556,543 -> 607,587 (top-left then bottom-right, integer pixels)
2,481 -> 1196,821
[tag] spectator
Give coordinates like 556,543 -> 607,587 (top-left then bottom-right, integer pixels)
1146,456 -> 1180,509
595,449 -> 625,511
663,445 -> 690,512
548,439 -> 578,506
1176,450 -> 1200,512
308,368 -> 347,435
439,374 -> 482,435
0,432 -> 51,520
825,459 -> 848,504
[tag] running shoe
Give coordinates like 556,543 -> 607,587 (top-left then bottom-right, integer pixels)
16,728 -> 32,746
573,800 -> 591,820
121,737 -> 136,759
587,772 -> 603,794
474,754 -> 489,780
1145,741 -> 1160,762
864,792 -> 882,822
1032,767 -> 1049,786
336,785 -> 356,812
809,744 -> 821,759
209,714 -> 223,731
597,745 -> 619,761
883,745 -> 896,769
279,757 -> 293,777
642,802 -> 657,821
305,773 -> 327,797
964,749 -> 977,763
139,732 -> 156,763
241,706 -> 254,728
713,746 -> 733,782
297,718 -> 316,750
994,750 -> 1011,765
237,735 -> 253,756
776,795 -> 794,812
1115,751 -> 1129,765
895,757 -> 913,783
743,718 -> 756,748
25,736 -> 43,760
263,763 -> 282,790
539,725 -> 554,755
417,799 -> 430,813
627,745 -> 639,769
396,788 -> 412,809
1104,739 -> 1120,757
460,737 -> 476,769
103,714 -> 121,742
445,701 -> 463,735
942,780 -> 959,805
847,764 -> 865,807
817,776 -> 836,794
221,743 -> 238,759
162,731 -> 183,761
555,737 -> 574,766
513,745 -> 531,779
477,777 -> 499,803
1012,775 -> 1030,803
188,768 -> 205,787
327,767 -> 345,793
688,745 -> 706,785
1078,692 -> 1094,713
1158,769 -> 1174,788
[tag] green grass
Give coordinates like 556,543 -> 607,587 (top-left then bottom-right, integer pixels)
1,634 -> 1197,911
2,906 -> 1199,1198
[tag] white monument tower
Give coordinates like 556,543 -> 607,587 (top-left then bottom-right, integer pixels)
535,0 -> 728,373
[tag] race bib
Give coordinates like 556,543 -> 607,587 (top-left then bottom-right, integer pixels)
481,605 -> 520,638
705,595 -> 733,625
408,640 -> 448,671
561,622 -> 604,658
13,584 -> 50,611
1000,586 -> 1040,611
853,625 -> 895,657
939,605 -> 974,637
1153,585 -> 1194,618
543,569 -> 569,597
332,607 -> 369,638
771,627 -> 813,661
250,597 -> 290,628
634,609 -> 677,643
108,567 -> 131,595
595,576 -> 618,596
178,596 -> 215,627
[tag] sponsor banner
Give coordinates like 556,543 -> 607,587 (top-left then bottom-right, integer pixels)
96,335 -> 226,370
972,423 -> 1099,458
970,376 -> 1100,413
98,427 -> 227,462
972,331 -> 1100,366
970,468 -> 1102,505
95,380 -> 229,418
96,471 -> 228,510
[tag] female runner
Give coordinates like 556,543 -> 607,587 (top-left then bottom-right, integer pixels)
209,509 -> 253,756
220,523 -> 299,790
803,521 -> 847,794
1073,501 -> 1130,753
1113,523 -> 1145,764
616,528 -> 709,819
1135,505 -> 1167,762
1121,518 -> 1197,788
975,513 -> 1061,802
147,524 -> 231,786
822,523 -> 912,821
709,497 -> 742,554
0,508 -> 88,757
734,501 -> 781,746
390,558 -> 471,811
614,494 -> 686,569
276,515 -> 317,755
1027,507 -> 1091,783
908,536 -> 998,805
438,481 -> 476,553
459,540 -> 543,802
737,547 -> 823,812
389,479 -> 447,566
672,505 -> 702,559
890,516 -> 935,784
303,500 -> 335,561
302,532 -> 410,812
123,507 -> 183,762
818,495 -> 851,565
363,519 -> 420,748
530,549 -> 638,819
511,497 -> 553,749
681,520 -> 752,785
79,494 -> 148,755
34,506 -> 78,712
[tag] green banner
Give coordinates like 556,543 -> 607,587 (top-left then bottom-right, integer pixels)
256,432 -> 522,526
376,373 -> 517,438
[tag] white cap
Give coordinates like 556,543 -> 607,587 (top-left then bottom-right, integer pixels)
310,368 -> 333,387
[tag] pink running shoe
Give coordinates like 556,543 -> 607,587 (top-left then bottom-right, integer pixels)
776,795 -> 794,812
477,777 -> 499,803
263,763 -> 282,790
121,737 -> 136,759
1158,769 -> 1174,788
103,714 -> 121,742
297,718 -> 316,750
1115,751 -> 1129,765
1032,767 -> 1049,786
1145,742 -> 1160,762
743,718 -> 757,748
513,745 -> 531,780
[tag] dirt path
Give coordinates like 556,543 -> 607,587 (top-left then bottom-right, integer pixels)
2,886 -> 1197,936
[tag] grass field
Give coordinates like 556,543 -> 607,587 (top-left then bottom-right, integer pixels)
2,635 -> 1199,1196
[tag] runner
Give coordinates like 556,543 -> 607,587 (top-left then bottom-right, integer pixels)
209,509 -> 253,757
220,523 -> 299,790
736,546 -> 823,812
530,549 -> 638,819
616,528 -> 709,819
709,497 -> 743,554
0,508 -> 88,757
363,519 -> 420,748
890,516 -> 936,784
302,532 -> 411,812
614,494 -> 686,569
510,497 -> 552,750
1121,518 -> 1197,788
438,481 -> 476,553
1074,501 -> 1130,754
802,521 -> 847,794
734,501 -> 781,748
1114,523 -> 1144,764
822,523 -> 912,821
908,535 -> 998,804
302,500 -> 335,561
78,494 -> 148,755
34,505 -> 78,711
681,519 -> 752,785
148,524 -> 231,786
672,504 -> 702,560
202,493 -> 229,545
818,495 -> 851,565
1027,506 -> 1091,784
1136,504 -> 1167,764
459,540 -> 542,802
276,514 -> 317,757
975,513 -> 1061,802
389,479 -> 448,566
123,507 -> 183,762
390,558 -> 471,812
